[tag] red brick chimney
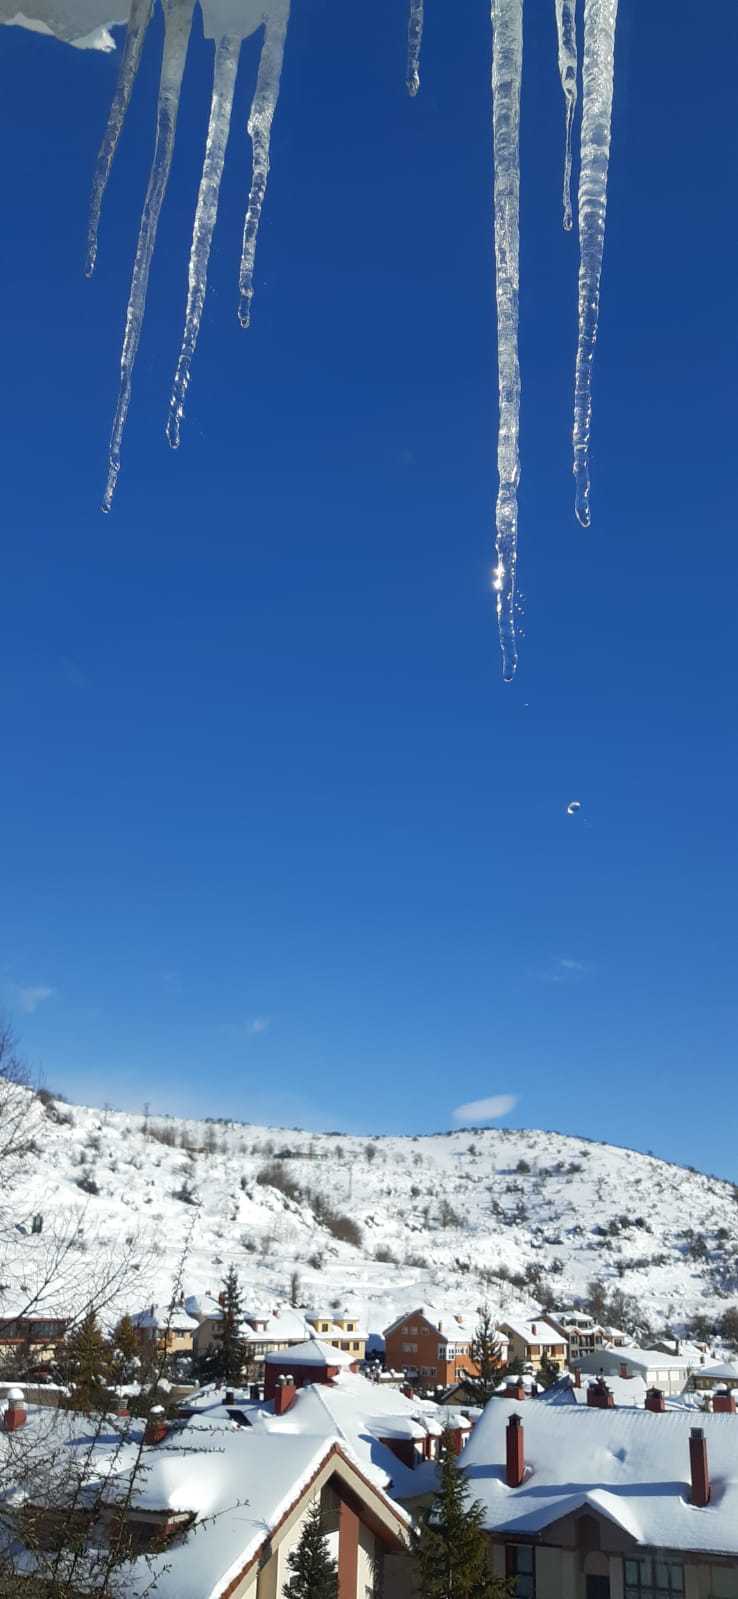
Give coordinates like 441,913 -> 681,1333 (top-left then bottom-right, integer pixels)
713,1389 -> 737,1415
505,1380 -> 526,1401
645,1387 -> 665,1413
573,1366 -> 581,1389
274,1376 -> 297,1416
689,1427 -> 710,1507
143,1405 -> 168,1446
401,1383 -> 415,1400
505,1413 -> 525,1487
1,1388 -> 26,1432
587,1379 -> 614,1409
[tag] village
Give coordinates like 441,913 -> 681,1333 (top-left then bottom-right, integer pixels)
3,1276 -> 738,1599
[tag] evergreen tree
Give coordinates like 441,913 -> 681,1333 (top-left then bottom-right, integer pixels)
214,1265 -> 246,1384
470,1304 -> 504,1403
413,1429 -> 509,1599
109,1312 -> 140,1383
283,1503 -> 338,1599
536,1352 -> 561,1390
63,1310 -> 112,1412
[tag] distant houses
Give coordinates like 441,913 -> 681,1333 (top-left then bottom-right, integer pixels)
383,1305 -> 493,1389
497,1316 -> 567,1373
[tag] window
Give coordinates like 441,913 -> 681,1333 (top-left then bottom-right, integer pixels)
506,1543 -> 535,1599
624,1558 -> 684,1599
402,1341 -> 418,1353
420,1365 -> 435,1376
421,1327 -> 429,1336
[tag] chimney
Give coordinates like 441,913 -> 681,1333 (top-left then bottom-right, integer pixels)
274,1376 -> 296,1416
401,1383 -> 415,1400
531,1323 -> 537,1335
505,1380 -> 526,1401
689,1427 -> 710,1507
620,1362 -> 629,1380
224,1389 -> 235,1405
505,1413 -> 525,1488
645,1387 -> 665,1413
1,1387 -> 27,1432
573,1366 -> 581,1389
713,1389 -> 737,1415
587,1379 -> 614,1409
144,1405 -> 168,1446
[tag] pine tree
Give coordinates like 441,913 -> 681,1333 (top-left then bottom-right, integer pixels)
214,1265 -> 246,1384
283,1503 -> 338,1599
109,1312 -> 140,1383
63,1310 -> 112,1412
413,1429 -> 508,1599
470,1304 -> 504,1404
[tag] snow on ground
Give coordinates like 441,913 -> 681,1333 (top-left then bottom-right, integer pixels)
3,1092 -> 738,1339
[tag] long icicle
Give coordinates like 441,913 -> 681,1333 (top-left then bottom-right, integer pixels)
167,36 -> 240,449
491,0 -> 523,683
406,0 -> 423,97
103,0 -> 195,512
572,0 -> 618,527
237,0 -> 290,330
86,0 -> 154,278
554,0 -> 578,231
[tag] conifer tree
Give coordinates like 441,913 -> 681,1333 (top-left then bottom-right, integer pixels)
63,1310 -> 112,1412
470,1304 -> 504,1404
283,1503 -> 338,1599
109,1312 -> 140,1384
413,1429 -> 508,1599
214,1264 -> 246,1384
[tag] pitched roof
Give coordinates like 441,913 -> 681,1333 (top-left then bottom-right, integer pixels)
461,1398 -> 738,1555
263,1336 -> 355,1367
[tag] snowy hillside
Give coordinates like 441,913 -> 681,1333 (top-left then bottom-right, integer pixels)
4,1092 -> 738,1343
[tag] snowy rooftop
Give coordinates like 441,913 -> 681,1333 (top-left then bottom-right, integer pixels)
132,1304 -> 199,1333
263,1336 -> 356,1367
499,1317 -> 567,1346
462,1400 -> 738,1555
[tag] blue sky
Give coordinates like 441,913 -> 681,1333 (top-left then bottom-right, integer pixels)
0,0 -> 736,1175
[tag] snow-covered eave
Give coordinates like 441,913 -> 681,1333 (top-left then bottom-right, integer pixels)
208,1438 -> 410,1599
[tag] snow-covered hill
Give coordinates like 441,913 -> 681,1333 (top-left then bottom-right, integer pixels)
4,1092 -> 738,1344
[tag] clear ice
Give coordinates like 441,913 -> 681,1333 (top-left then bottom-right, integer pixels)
86,0 -> 154,277
490,0 -> 523,683
238,0 -> 289,329
167,35 -> 240,448
406,0 -> 423,97
572,0 -> 618,527
554,0 -> 578,231
103,0 -> 194,511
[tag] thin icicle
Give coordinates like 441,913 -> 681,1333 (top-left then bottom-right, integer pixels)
238,0 -> 289,330
86,0 -> 154,277
103,0 -> 195,512
572,0 -> 618,527
406,0 -> 423,97
554,0 -> 577,230
167,35 -> 240,450
491,0 -> 523,683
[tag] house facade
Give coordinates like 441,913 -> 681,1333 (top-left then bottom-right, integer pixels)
383,1306 -> 482,1388
0,1314 -> 70,1372
498,1318 -> 568,1373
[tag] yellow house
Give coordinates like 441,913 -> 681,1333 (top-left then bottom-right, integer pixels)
304,1307 -> 366,1362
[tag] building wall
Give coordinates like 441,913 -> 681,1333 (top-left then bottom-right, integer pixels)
384,1313 -> 480,1387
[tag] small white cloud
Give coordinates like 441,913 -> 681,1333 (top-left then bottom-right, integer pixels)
452,1094 -> 517,1124
558,958 -> 585,972
223,1016 -> 270,1040
18,985 -> 56,1013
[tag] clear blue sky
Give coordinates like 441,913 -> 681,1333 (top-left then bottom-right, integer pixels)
0,1 -> 736,1175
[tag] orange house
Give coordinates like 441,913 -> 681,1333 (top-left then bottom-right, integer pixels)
383,1306 -> 490,1389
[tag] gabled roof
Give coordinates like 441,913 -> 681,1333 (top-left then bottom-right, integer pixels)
461,1399 -> 738,1555
498,1318 -> 566,1347
131,1304 -> 199,1333
383,1305 -> 479,1340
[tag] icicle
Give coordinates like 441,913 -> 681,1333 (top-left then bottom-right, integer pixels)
554,0 -> 577,231
406,0 -> 423,97
167,35 -> 240,450
102,0 -> 195,512
86,0 -> 154,278
238,0 -> 289,330
572,0 -> 618,527
491,0 -> 523,683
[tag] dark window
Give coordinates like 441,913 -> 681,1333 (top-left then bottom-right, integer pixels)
506,1543 -> 535,1599
624,1558 -> 684,1599
586,1578 -> 610,1599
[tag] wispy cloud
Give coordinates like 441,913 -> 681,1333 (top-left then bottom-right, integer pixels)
537,957 -> 590,984
18,985 -> 56,1013
223,1016 -> 271,1040
452,1094 -> 517,1124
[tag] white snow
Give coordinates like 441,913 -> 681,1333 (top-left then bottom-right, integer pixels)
463,1400 -> 738,1554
